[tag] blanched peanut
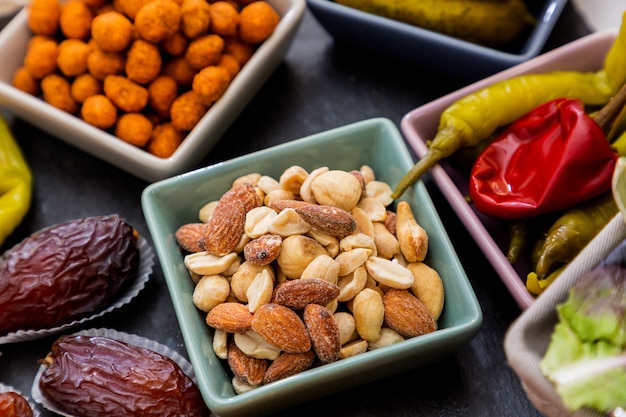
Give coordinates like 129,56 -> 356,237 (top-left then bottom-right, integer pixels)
339,233 -> 377,256
359,165 -> 375,184
268,208 -> 311,236
356,197 -> 387,222
234,330 -> 281,360
232,376 -> 259,394
335,247 -> 371,276
333,311 -> 358,345
222,256 -> 243,277
365,180 -> 394,207
408,261 -> 445,321
372,222 -> 400,259
367,327 -> 405,350
339,339 -> 368,359
351,206 -> 374,239
396,201 -> 428,262
198,200 -> 218,223
299,166 -> 328,203
352,288 -> 384,342
279,165 -> 308,195
213,329 -> 229,359
306,229 -> 339,258
337,265 -> 368,302
300,254 -> 340,285
193,275 -> 230,312
233,173 -> 261,187
231,262 -> 273,302
257,175 -> 280,195
264,188 -> 296,206
246,269 -> 274,313
245,206 -> 277,238
184,251 -> 238,276
365,256 -> 414,289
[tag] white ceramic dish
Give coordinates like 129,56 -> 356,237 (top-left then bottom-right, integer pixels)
0,0 -> 306,182
401,29 -> 618,309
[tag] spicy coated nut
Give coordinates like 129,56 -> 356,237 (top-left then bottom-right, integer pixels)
238,1 -> 279,44
90,11 -> 134,52
192,65 -> 231,106
134,0 -> 181,43
103,75 -> 148,113
81,94 -> 117,129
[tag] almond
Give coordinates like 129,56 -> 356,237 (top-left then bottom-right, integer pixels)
227,339 -> 268,386
204,183 -> 261,256
262,351 -> 316,384
243,233 -> 282,265
175,223 -> 206,253
383,289 -> 435,338
206,302 -> 253,333
303,303 -> 340,364
295,204 -> 356,239
266,199 -> 311,212
251,303 -> 311,353
272,278 -> 340,310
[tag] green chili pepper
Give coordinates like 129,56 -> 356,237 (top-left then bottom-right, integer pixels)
391,15 -> 626,200
534,192 -> 618,280
392,70 -> 613,199
506,220 -> 528,264
0,114 -> 33,247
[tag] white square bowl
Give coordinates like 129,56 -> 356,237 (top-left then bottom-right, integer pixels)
0,0 -> 306,182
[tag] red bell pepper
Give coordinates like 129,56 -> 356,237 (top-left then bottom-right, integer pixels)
469,98 -> 618,219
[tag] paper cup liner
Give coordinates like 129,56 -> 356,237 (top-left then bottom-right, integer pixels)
1,382 -> 41,417
0,237 -> 154,344
31,328 -> 199,417
504,213 -> 626,417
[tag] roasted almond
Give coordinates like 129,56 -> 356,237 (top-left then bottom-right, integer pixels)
262,351 -> 316,385
295,204 -> 356,239
227,339 -> 268,386
251,303 -> 311,353
205,302 -> 253,333
383,289 -> 435,338
272,278 -> 340,310
175,223 -> 206,253
243,233 -> 283,266
204,183 -> 262,256
303,303 -> 340,364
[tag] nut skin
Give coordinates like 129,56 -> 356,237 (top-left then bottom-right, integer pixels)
262,351 -> 316,384
295,204 -> 357,239
272,278 -> 340,310
0,215 -> 140,336
228,339 -> 268,386
206,302 -> 253,333
38,335 -> 211,417
175,223 -> 206,253
383,289 -> 436,338
303,304 -> 340,363
251,303 -> 311,353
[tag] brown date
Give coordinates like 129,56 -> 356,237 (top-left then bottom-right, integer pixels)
39,335 -> 212,417
0,215 -> 140,335
0,392 -> 33,417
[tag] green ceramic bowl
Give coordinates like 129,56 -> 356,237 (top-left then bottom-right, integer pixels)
141,118 -> 482,417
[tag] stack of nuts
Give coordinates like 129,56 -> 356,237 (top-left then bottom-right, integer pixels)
14,0 -> 280,158
174,165 -> 445,393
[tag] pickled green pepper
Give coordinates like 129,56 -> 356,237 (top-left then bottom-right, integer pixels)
392,11 -> 626,199
0,114 -> 32,247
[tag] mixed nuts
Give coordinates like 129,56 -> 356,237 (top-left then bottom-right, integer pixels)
175,165 -> 446,393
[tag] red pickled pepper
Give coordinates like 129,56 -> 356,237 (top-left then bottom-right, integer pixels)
469,98 -> 618,219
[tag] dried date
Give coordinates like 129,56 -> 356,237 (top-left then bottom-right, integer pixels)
0,215 -> 140,335
0,392 -> 33,417
39,335 -> 211,417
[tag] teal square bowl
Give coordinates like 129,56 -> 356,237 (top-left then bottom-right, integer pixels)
141,118 -> 483,417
